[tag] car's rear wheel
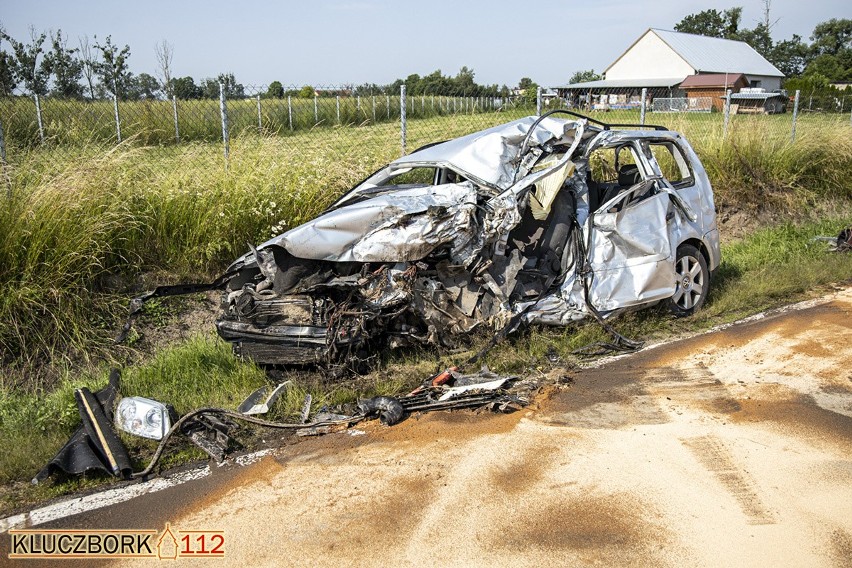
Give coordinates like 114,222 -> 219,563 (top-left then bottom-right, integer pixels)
669,244 -> 709,316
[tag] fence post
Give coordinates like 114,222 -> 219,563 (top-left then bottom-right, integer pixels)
387,94 -> 390,119
0,115 -> 8,200
791,90 -> 800,143
256,95 -> 262,132
723,89 -> 732,139
172,95 -> 180,142
0,116 -> 6,164
639,88 -> 647,126
112,92 -> 122,143
400,85 -> 407,156
288,95 -> 293,130
357,95 -> 361,115
336,95 -> 340,124
314,94 -> 318,124
219,82 -> 230,163
372,95 -> 376,123
536,86 -> 542,116
34,94 -> 45,144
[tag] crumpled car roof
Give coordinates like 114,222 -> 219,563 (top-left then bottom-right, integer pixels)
392,116 -> 578,191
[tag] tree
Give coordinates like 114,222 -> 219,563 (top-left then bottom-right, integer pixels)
0,50 -> 15,95
1,26 -> 50,95
455,66 -> 475,93
94,35 -> 132,98
810,18 -> 852,56
46,30 -> 83,98
803,19 -> 852,81
266,80 -> 284,98
518,77 -> 533,91
674,8 -> 742,39
737,22 -> 773,57
805,53 -> 852,81
568,69 -> 601,84
170,76 -> 201,99
154,39 -> 174,97
130,72 -> 160,99
769,35 -> 810,77
200,73 -> 244,99
298,85 -> 314,98
0,25 -> 17,96
78,35 -> 98,99
419,70 -> 449,95
522,81 -> 539,105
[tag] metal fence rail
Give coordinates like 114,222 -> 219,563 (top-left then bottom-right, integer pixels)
1,84 -> 850,177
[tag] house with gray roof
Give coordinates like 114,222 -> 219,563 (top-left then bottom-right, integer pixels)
557,28 -> 784,101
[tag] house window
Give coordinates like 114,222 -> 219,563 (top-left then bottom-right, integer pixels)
752,80 -> 762,88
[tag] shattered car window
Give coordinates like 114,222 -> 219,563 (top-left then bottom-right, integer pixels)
648,142 -> 694,188
380,167 -> 436,186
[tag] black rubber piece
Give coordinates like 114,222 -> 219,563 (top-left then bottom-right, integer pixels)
357,396 -> 405,426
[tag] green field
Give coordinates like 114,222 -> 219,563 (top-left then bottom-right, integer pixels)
0,94 -> 515,148
0,107 -> 850,513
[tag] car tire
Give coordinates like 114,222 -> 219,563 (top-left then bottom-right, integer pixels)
668,244 -> 709,316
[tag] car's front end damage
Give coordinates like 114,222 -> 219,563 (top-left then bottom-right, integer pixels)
211,110 -> 720,372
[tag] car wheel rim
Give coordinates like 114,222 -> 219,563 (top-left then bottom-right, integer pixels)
672,255 -> 703,310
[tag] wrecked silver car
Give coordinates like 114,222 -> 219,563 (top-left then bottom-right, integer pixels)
214,110 -> 720,369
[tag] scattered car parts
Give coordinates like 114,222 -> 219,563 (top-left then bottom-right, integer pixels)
237,381 -> 290,415
35,365 -> 525,483
34,370 -> 133,483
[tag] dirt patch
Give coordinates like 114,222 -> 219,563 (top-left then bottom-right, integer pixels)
715,207 -> 786,242
726,385 -> 852,454
492,492 -> 670,564
127,291 -> 220,358
363,405 -> 528,446
489,442 -> 557,495
830,528 -> 852,568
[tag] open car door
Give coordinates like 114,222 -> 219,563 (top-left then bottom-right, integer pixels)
587,179 -> 677,312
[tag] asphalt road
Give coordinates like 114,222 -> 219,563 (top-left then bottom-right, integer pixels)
3,288 -> 851,567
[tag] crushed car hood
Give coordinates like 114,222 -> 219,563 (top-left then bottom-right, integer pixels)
232,182 -> 479,267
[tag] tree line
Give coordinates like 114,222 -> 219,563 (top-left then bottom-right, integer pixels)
0,23 -> 526,101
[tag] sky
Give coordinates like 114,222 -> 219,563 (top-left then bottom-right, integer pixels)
1,0 -> 849,88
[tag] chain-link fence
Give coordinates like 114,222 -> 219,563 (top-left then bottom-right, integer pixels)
2,84 -> 851,189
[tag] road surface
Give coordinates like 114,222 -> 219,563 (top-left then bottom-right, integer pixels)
3,288 -> 851,567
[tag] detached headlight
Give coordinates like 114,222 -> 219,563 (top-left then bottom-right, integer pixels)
115,397 -> 172,440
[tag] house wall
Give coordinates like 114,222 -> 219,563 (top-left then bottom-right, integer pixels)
744,75 -> 782,91
606,31 -> 695,80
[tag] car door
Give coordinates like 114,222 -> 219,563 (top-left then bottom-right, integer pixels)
640,138 -> 703,248
587,142 -> 677,312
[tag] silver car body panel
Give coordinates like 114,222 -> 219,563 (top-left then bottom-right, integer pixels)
219,114 -> 721,363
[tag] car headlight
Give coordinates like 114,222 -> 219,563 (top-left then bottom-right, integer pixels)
115,397 -> 171,440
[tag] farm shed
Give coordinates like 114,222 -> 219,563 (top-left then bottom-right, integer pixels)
727,89 -> 788,114
556,28 -> 784,100
679,73 -> 749,111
